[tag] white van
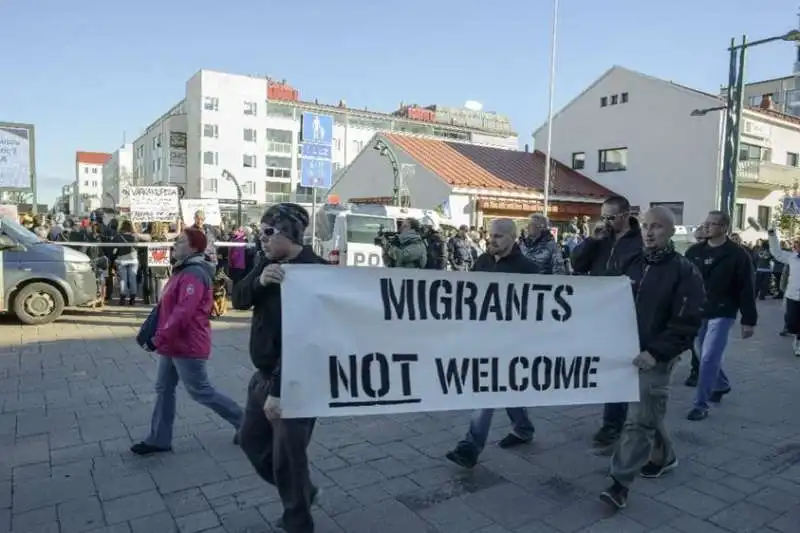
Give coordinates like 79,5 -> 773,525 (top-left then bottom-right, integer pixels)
315,204 -> 446,266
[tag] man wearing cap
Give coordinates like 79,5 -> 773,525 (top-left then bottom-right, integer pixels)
232,203 -> 328,533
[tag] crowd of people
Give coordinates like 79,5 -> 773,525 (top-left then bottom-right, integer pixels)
14,194 -> 792,531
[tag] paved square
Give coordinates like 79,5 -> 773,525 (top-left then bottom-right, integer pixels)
0,300 -> 798,532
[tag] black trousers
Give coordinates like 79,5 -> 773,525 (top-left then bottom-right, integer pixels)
690,346 -> 699,373
239,372 -> 316,533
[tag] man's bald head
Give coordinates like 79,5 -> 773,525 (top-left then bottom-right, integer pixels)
487,218 -> 518,257
491,218 -> 518,239
640,206 -> 676,249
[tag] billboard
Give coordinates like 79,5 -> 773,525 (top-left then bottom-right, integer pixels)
0,123 -> 34,189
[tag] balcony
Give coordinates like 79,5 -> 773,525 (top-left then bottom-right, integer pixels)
265,192 -> 291,204
266,141 -> 292,155
737,160 -> 800,190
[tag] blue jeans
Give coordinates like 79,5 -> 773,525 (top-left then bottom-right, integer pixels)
457,408 -> 534,456
145,355 -> 243,448
118,263 -> 139,297
693,318 -> 734,411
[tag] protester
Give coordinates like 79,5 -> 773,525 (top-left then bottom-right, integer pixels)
448,225 -> 474,271
422,223 -> 447,270
228,227 -> 248,285
519,213 -> 566,274
231,203 -> 328,533
599,206 -> 704,510
112,220 -> 142,305
684,225 -> 708,387
130,227 -> 243,456
571,195 -> 643,447
684,211 -> 757,421
753,240 -> 773,300
767,228 -> 800,355
445,218 -> 538,469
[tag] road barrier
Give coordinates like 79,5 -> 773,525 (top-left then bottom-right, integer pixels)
49,241 -> 252,248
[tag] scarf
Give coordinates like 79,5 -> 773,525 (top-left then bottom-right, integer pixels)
643,240 -> 675,264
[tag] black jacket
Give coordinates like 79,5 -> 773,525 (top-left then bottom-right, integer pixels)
624,250 -> 704,362
473,244 -> 538,274
231,246 -> 328,397
423,231 -> 447,270
685,239 -> 757,326
571,217 -> 643,276
112,232 -> 138,262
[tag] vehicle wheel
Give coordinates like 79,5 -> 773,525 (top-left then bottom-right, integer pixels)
12,282 -> 65,325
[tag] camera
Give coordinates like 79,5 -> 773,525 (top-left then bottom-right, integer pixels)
374,227 -> 399,247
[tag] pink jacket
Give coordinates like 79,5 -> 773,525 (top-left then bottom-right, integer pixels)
152,256 -> 214,358
228,234 -> 246,270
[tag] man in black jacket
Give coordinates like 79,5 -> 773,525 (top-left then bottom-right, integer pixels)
684,210 -> 757,421
571,195 -> 643,447
599,206 -> 704,510
445,218 -> 537,469
231,203 -> 327,533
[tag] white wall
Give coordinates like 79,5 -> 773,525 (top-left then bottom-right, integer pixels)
534,67 -> 723,226
102,144 -> 133,209
75,162 -> 104,215
470,133 -> 519,150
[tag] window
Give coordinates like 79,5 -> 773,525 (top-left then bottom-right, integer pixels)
203,96 -> 219,111
610,94 -> 619,105
649,202 -> 684,225
92,180 -> 97,188
266,156 -> 292,169
83,180 -> 89,187
571,152 -> 585,170
739,143 -> 767,161
600,97 -> 608,107
203,124 -> 219,138
346,215 -> 394,244
266,168 -> 292,179
621,92 -> 629,103
92,167 -> 98,174
203,151 -> 218,165
266,182 -> 292,193
243,128 -> 257,142
267,102 -> 295,118
243,154 -> 257,168
352,140 -> 364,153
203,178 -> 218,192
244,101 -> 258,116
334,138 -> 342,150
733,203 -> 746,230
84,167 -> 89,174
243,181 -> 257,195
266,129 -> 293,143
598,147 -> 628,172
757,205 -> 772,230
787,152 -> 799,167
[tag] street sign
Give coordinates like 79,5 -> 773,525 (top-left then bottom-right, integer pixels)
300,159 -> 333,188
783,196 -> 800,215
300,112 -> 334,189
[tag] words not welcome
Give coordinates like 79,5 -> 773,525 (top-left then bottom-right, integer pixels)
280,265 -> 641,418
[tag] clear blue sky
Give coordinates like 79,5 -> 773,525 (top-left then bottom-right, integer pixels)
1,0 -> 798,206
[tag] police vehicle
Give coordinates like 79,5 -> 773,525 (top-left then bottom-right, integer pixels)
316,203 -> 447,267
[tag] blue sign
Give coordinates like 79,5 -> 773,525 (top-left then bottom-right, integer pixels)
300,112 -> 334,189
301,143 -> 332,159
300,159 -> 333,188
301,113 -> 333,145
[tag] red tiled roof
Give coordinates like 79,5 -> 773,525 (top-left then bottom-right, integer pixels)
75,151 -> 111,165
384,134 -> 616,199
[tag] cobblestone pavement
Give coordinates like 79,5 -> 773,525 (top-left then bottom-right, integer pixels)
0,300 -> 798,533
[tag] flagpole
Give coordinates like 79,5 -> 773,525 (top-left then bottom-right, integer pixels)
542,0 -> 559,216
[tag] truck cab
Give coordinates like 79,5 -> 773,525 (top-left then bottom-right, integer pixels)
0,217 -> 97,324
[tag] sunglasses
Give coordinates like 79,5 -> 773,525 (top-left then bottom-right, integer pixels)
259,227 -> 280,240
600,212 -> 627,222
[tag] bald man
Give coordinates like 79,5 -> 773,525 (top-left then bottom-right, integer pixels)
600,206 -> 704,511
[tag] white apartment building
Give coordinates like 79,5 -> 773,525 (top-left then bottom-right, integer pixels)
102,144 -> 133,210
131,69 -> 519,219
75,151 -> 110,216
533,66 -> 800,242
54,183 -> 73,214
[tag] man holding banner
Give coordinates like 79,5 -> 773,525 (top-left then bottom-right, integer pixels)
231,203 -> 328,533
600,206 -> 704,511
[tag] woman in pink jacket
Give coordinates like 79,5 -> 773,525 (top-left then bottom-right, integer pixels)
131,228 -> 243,455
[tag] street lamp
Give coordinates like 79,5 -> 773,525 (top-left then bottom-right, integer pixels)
373,139 -> 403,206
221,169 -> 243,228
718,29 -> 800,223
541,0 -> 559,216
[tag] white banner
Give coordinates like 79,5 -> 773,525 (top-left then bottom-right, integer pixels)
129,186 -> 179,222
280,266 -> 641,418
181,199 -> 221,226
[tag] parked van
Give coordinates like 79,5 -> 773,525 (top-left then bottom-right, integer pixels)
0,217 -> 97,324
316,203 -> 446,266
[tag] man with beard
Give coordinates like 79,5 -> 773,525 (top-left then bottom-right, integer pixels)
571,195 -> 643,448
599,206 -> 703,510
520,213 -> 565,274
232,203 -> 328,533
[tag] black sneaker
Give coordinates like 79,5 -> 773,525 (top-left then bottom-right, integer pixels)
640,458 -> 678,478
498,433 -> 530,449
275,486 -> 321,530
710,388 -> 731,403
687,408 -> 708,421
130,442 -> 171,456
445,449 -> 478,469
599,481 -> 628,510
592,426 -> 620,447
780,329 -> 790,337
684,371 -> 698,387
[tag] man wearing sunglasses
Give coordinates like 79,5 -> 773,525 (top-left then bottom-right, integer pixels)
571,195 -> 644,448
232,203 -> 328,533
